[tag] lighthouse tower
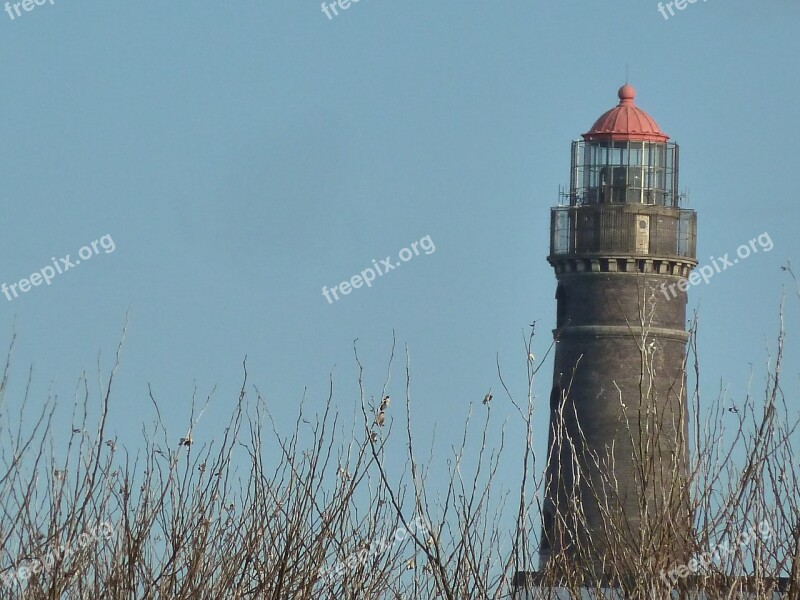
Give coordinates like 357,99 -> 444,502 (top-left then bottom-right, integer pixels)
539,84 -> 697,573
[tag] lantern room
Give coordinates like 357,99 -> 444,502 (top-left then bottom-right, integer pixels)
567,84 -> 680,207
549,84 -> 697,260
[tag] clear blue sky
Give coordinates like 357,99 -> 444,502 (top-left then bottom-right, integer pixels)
1,0 -> 798,493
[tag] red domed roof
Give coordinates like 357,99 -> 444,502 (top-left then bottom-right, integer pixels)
583,84 -> 669,143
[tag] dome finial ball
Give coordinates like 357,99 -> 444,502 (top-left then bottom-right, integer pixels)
618,84 -> 636,105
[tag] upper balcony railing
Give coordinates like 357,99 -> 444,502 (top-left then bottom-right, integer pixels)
550,205 -> 697,259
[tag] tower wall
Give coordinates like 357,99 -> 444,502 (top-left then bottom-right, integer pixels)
540,211 -> 696,572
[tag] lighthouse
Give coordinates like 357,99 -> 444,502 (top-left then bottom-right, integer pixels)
539,84 -> 697,574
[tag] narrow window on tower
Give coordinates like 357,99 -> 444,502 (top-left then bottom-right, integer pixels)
541,509 -> 555,553
555,285 -> 567,328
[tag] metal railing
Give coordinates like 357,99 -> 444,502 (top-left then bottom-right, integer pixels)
550,205 -> 697,259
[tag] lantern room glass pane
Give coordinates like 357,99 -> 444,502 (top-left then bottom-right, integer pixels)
616,143 -> 627,165
628,143 -> 643,167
